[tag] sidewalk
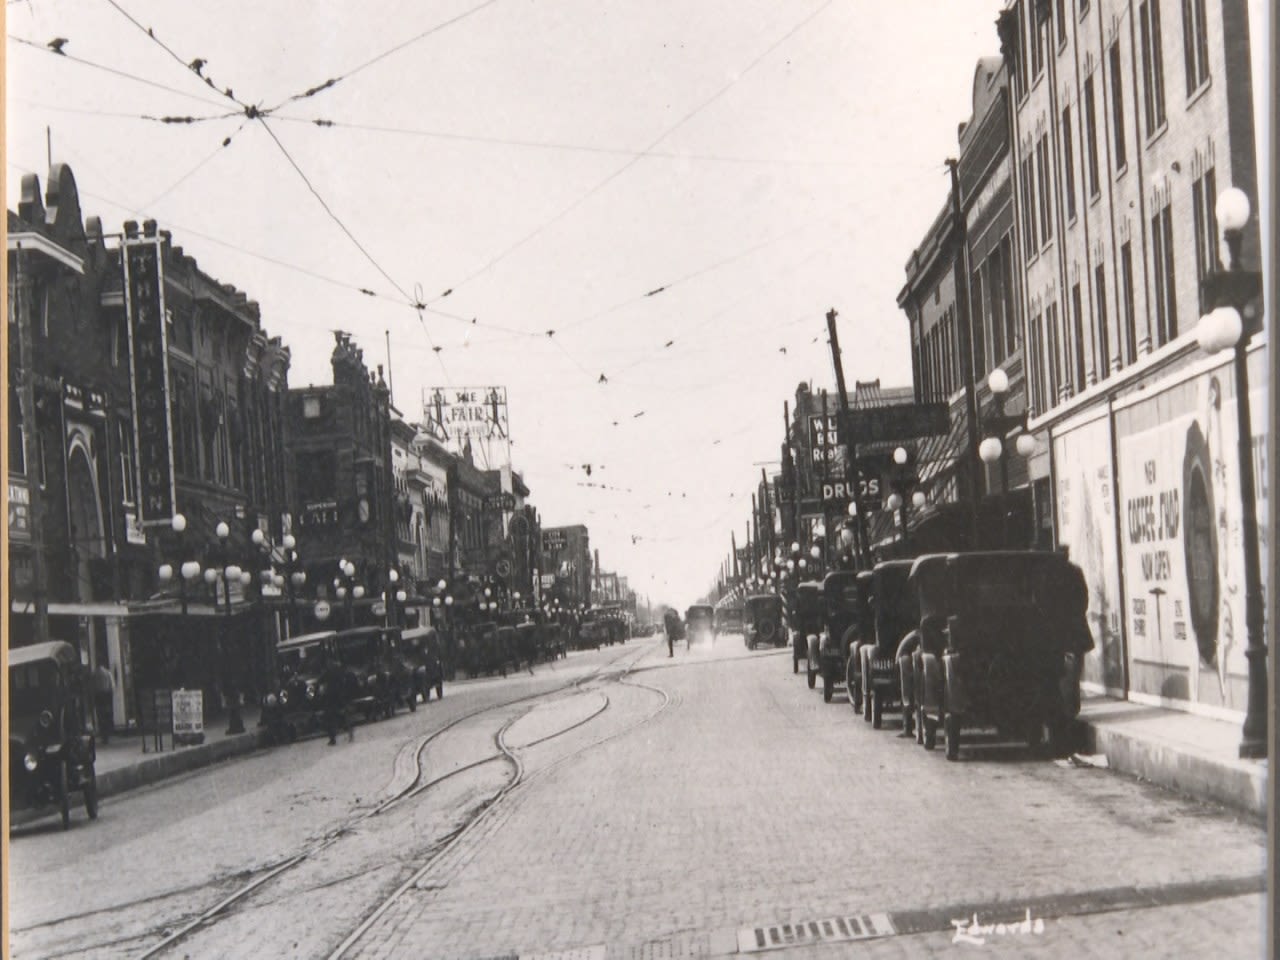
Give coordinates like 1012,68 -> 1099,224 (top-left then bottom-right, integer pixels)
1076,695 -> 1267,819
92,704 -> 269,800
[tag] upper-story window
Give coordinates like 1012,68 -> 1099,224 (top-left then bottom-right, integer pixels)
1037,133 -> 1055,244
303,395 -> 322,419
1192,165 -> 1219,308
1029,2 -> 1046,80
1021,151 -> 1040,256
1151,197 -> 1178,346
1139,0 -> 1168,136
1093,262 -> 1111,379
1181,0 -> 1211,96
1109,41 -> 1127,170
1070,281 -> 1087,391
1062,105 -> 1078,220
1084,74 -> 1101,198
1119,241 -> 1139,365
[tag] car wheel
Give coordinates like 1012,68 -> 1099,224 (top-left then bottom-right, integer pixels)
1048,717 -> 1074,758
83,769 -> 99,820
822,672 -> 833,703
408,694 -> 417,713
871,690 -> 883,729
945,714 -> 961,761
915,704 -> 925,745
923,715 -> 937,750
1025,718 -> 1044,749
792,651 -> 799,675
436,682 -> 444,699
846,657 -> 861,714
59,762 -> 72,830
807,666 -> 816,690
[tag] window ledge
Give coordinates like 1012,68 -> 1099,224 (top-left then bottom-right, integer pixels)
1115,162 -> 1129,181
1144,121 -> 1169,150
1186,77 -> 1213,110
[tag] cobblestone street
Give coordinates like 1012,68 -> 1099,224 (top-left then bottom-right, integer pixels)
342,636 -> 1265,959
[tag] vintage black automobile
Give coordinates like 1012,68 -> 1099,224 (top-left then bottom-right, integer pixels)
817,571 -> 863,703
9,641 -> 100,829
844,571 -> 875,715
685,604 -> 715,644
743,594 -> 783,649
263,630 -> 337,741
914,551 -> 1093,760
469,621 -> 508,676
496,625 -> 519,673
896,554 -> 952,745
791,581 -> 824,686
857,560 -> 917,729
397,626 -> 445,703
331,626 -> 400,721
714,605 -> 744,635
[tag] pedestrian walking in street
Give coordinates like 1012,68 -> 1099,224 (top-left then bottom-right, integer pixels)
92,662 -> 114,744
663,609 -> 683,657
320,659 -> 354,745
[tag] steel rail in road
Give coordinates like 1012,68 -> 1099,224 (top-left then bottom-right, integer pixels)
325,646 -> 673,960
125,642 -> 653,960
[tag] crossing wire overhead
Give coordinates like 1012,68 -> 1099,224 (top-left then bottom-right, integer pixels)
422,0 -> 838,307
7,34 -> 232,109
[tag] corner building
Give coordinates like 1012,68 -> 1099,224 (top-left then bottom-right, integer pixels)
1000,0 -> 1264,715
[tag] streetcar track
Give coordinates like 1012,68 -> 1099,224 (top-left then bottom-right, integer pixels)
326,652 -> 672,959
121,643 -> 651,960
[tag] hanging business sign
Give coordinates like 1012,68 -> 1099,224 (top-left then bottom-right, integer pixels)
122,236 -> 177,526
424,386 -> 509,442
542,530 -> 567,551
7,479 -> 30,541
807,415 -> 845,471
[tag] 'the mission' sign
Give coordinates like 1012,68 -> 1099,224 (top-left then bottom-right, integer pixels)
123,237 -> 176,526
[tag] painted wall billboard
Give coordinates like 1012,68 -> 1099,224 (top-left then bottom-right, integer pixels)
1053,413 -> 1125,696
1113,351 -> 1268,715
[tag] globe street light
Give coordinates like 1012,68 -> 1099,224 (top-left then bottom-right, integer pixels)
1196,185 -> 1265,759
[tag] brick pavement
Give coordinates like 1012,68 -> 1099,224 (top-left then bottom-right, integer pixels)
345,636 -> 1264,960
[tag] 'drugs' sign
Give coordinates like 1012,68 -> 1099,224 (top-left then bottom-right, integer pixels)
1114,354 -> 1268,713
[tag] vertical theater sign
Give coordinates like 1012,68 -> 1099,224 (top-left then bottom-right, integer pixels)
122,235 -> 177,527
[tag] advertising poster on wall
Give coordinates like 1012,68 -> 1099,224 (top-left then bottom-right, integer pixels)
1114,354 -> 1268,715
1053,414 -> 1125,696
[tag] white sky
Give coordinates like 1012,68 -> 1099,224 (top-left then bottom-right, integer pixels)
9,0 -> 1264,611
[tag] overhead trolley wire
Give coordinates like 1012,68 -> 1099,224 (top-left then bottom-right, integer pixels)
7,35 -> 232,109
269,0 -> 503,110
422,0 -> 838,307
100,0 -> 250,110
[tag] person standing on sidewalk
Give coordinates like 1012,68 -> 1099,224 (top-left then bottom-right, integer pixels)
93,663 -> 114,744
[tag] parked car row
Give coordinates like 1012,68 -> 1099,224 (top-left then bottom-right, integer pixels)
788,550 -> 1093,761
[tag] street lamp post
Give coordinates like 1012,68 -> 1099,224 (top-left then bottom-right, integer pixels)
157,513 -> 202,617
978,368 -> 1037,548
206,520 -> 246,735
1195,186 -> 1266,760
279,534 -> 306,638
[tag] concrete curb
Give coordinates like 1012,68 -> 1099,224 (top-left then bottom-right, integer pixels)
1080,719 -> 1267,819
95,729 -> 270,800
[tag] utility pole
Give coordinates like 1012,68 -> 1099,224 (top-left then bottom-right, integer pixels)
946,159 -> 983,548
825,308 -> 868,567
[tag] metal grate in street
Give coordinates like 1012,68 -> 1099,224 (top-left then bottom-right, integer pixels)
737,913 -> 896,953
521,946 -> 607,960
